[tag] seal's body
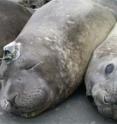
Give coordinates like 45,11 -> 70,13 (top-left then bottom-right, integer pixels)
0,0 -> 31,56
0,0 -> 115,118
93,0 -> 117,19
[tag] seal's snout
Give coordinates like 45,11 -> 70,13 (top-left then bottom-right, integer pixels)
106,94 -> 117,105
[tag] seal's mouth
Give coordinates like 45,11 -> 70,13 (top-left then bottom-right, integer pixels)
91,88 -> 117,120
95,98 -> 117,120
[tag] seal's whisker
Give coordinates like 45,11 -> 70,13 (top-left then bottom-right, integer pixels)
30,62 -> 43,70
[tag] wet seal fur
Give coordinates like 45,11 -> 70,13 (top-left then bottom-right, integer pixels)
0,0 -> 116,118
0,0 -> 31,57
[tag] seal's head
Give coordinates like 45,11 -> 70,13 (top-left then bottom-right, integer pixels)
0,41 -> 54,118
85,51 -> 117,119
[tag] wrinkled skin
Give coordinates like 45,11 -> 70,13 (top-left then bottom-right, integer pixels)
85,23 -> 117,120
0,0 -> 115,118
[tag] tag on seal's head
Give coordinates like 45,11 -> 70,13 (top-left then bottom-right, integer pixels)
3,41 -> 21,64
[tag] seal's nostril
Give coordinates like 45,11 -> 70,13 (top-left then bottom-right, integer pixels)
104,95 -> 111,104
104,97 -> 108,104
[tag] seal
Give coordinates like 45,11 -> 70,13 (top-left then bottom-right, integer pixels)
0,0 -> 31,57
0,0 -> 115,118
92,0 -> 117,19
85,23 -> 117,120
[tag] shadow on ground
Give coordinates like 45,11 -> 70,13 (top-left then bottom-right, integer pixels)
0,83 -> 116,124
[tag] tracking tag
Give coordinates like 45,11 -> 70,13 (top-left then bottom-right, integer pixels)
3,41 -> 21,64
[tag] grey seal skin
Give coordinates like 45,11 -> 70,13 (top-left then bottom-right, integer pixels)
0,0 -> 115,118
0,0 -> 31,57
92,0 -> 117,19
85,23 -> 117,120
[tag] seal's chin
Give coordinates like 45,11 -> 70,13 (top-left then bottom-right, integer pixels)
96,104 -> 113,118
12,109 -> 44,118
21,109 -> 47,118
0,101 -> 46,118
1,98 -> 47,118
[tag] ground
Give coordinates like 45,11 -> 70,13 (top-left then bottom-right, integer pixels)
0,85 -> 116,124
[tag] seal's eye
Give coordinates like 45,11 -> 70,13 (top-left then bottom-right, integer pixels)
105,63 -> 114,75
